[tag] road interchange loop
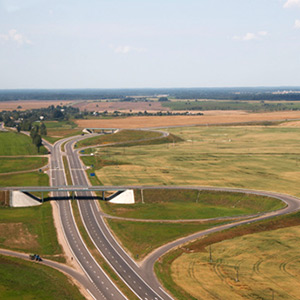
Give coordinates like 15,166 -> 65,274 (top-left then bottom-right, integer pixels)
5,128 -> 300,300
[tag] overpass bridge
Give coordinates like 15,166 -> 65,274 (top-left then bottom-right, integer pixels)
0,186 -> 127,203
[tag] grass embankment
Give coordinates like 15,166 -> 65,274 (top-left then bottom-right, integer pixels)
0,157 -> 48,173
106,218 -> 227,260
0,172 -> 49,187
42,120 -> 82,143
77,129 -> 163,148
101,189 -> 284,220
155,211 -> 300,300
71,200 -> 139,300
0,255 -> 84,300
0,131 -> 47,155
95,126 -> 300,196
0,202 -> 64,262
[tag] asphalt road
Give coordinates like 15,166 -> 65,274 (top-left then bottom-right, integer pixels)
65,136 -> 173,300
33,132 -> 300,300
51,137 -> 127,300
54,132 -> 300,300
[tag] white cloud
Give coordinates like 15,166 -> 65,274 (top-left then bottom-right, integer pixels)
258,31 -> 268,36
233,31 -> 268,41
0,29 -> 32,45
294,19 -> 300,28
283,0 -> 300,8
110,45 -> 146,54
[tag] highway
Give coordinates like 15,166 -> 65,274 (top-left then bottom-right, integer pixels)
65,137 -> 173,300
48,132 -> 300,300
50,137 -> 127,300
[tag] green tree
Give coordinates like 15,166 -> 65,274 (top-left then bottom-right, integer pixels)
33,134 -> 42,152
30,124 -> 39,141
40,123 -> 47,136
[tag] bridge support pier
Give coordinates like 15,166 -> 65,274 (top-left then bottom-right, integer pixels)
102,191 -> 105,201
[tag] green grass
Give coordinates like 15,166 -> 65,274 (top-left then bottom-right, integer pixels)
106,219 -> 227,259
100,189 -> 285,220
43,120 -> 77,129
63,157 -> 72,185
0,157 -> 48,173
0,255 -> 84,300
0,171 -> 49,187
0,131 -> 47,155
0,202 -> 63,261
94,126 -> 300,197
77,129 -> 163,148
42,120 -> 82,143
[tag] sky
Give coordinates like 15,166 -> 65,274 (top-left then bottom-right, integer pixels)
0,0 -> 300,89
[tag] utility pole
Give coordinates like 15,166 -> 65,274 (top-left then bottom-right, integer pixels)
209,245 -> 212,263
141,189 -> 144,204
235,266 -> 239,282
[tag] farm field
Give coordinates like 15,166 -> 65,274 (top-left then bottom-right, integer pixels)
0,131 -> 48,155
43,120 -> 82,143
0,255 -> 83,300
171,225 -> 300,300
74,110 -> 300,129
93,126 -> 300,197
72,100 -> 168,112
0,202 -> 63,261
0,157 -> 48,173
0,100 -> 73,111
100,189 -> 284,220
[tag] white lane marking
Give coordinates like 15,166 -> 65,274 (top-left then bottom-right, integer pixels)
86,289 -> 97,300
89,205 -> 164,300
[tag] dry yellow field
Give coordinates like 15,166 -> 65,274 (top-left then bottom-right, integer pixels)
94,126 -> 300,197
75,111 -> 300,129
0,100 -> 73,111
171,225 -> 300,300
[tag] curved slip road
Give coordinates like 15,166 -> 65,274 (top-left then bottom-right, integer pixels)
47,130 -> 300,300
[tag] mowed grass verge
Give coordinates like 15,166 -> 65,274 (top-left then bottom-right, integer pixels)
0,255 -> 84,300
155,211 -> 300,300
0,157 -> 48,173
0,131 -> 47,155
0,171 -> 49,187
0,202 -> 64,261
106,218 -> 227,260
77,129 -> 164,148
95,126 -> 300,197
100,189 -> 285,220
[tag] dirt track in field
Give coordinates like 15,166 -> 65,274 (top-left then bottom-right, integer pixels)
74,111 -> 300,129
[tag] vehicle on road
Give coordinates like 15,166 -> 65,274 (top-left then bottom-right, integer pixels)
29,254 -> 42,261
